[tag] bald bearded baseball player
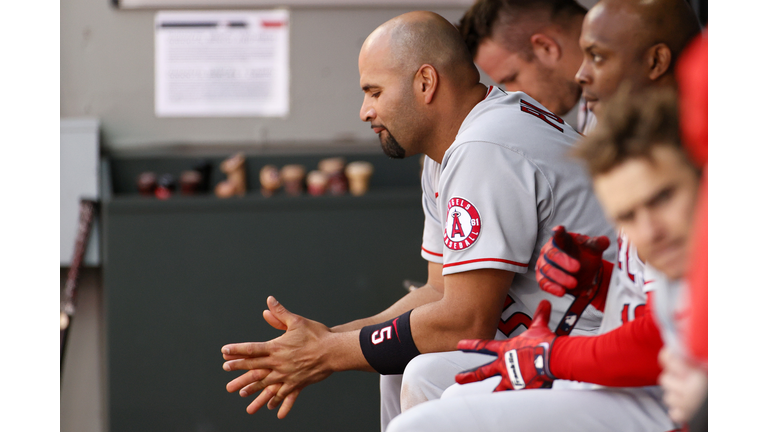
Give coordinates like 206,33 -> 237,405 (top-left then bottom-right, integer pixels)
220,11 -> 614,431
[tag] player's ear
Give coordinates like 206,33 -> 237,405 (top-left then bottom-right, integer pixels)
646,43 -> 672,81
415,64 -> 438,104
531,33 -> 561,66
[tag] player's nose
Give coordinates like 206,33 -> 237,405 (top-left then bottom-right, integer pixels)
635,210 -> 664,247
360,102 -> 375,122
575,60 -> 591,86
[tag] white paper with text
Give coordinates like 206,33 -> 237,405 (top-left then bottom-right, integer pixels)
155,10 -> 289,117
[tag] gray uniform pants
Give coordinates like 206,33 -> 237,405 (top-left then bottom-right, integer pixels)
380,351 -> 495,431
386,385 -> 676,432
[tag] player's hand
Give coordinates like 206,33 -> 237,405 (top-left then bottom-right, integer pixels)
535,225 -> 610,297
222,296 -> 334,418
658,347 -> 708,424
455,300 -> 556,391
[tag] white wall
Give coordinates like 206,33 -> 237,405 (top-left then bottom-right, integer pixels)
62,2 -> 477,151
61,118 -> 100,266
61,1 -> 600,152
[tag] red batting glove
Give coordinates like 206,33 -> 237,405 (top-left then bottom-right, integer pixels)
455,300 -> 556,391
535,225 -> 611,297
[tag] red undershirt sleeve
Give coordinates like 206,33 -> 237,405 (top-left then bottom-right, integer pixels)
549,305 -> 663,387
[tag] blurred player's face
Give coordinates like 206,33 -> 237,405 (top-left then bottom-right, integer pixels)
575,3 -> 649,115
593,145 -> 699,280
475,38 -> 581,116
359,43 -> 424,159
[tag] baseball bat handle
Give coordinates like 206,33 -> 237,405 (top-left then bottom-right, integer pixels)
554,286 -> 600,336
61,199 -> 97,374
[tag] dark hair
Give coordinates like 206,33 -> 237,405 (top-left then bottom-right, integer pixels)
457,0 -> 587,58
573,84 -> 683,177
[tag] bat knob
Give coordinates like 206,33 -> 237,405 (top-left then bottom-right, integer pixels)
60,311 -> 70,331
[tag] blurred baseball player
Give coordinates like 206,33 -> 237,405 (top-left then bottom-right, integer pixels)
387,83 -> 700,432
457,0 -> 588,127
220,11 -> 614,430
657,30 -> 708,429
578,87 -> 704,432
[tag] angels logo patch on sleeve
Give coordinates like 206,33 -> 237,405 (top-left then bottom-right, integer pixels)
444,197 -> 481,250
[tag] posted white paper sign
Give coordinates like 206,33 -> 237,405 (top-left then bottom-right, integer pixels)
155,10 -> 289,117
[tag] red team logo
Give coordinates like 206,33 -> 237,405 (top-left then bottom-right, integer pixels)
444,197 -> 481,250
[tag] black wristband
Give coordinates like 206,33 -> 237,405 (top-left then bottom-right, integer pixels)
359,310 -> 421,375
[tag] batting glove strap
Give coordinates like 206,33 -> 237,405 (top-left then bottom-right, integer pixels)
502,339 -> 556,390
359,310 -> 421,375
455,300 -> 558,392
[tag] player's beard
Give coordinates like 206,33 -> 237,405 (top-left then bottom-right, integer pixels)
535,62 -> 582,116
379,83 -> 421,159
379,129 -> 406,159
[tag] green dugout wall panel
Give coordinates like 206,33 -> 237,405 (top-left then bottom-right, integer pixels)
102,153 -> 425,431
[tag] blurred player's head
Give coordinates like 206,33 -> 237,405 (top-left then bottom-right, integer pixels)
574,87 -> 699,280
575,0 -> 700,115
458,0 -> 586,116
359,11 -> 480,159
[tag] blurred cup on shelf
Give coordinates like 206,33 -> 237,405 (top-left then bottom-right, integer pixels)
307,170 -> 329,196
137,172 -> 157,196
155,173 -> 176,200
319,157 -> 348,195
318,157 -> 346,175
345,161 -> 374,196
180,170 -> 202,195
259,164 -> 281,197
280,164 -> 306,196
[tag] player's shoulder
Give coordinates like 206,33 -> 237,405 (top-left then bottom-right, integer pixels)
458,87 -> 581,148
443,139 -> 528,174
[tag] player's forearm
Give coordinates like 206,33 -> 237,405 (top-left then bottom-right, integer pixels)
409,295 -> 500,353
406,268 -> 512,353
340,268 -> 508,374
550,312 -> 663,386
330,283 -> 443,333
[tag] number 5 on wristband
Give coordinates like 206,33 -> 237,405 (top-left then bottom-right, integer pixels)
359,310 -> 421,375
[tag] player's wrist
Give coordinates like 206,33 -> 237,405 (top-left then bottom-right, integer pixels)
321,329 -> 370,373
330,318 -> 367,333
544,336 -> 561,380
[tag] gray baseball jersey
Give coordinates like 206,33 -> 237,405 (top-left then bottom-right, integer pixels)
647,265 -> 688,356
420,86 -> 615,338
380,88 -> 619,431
